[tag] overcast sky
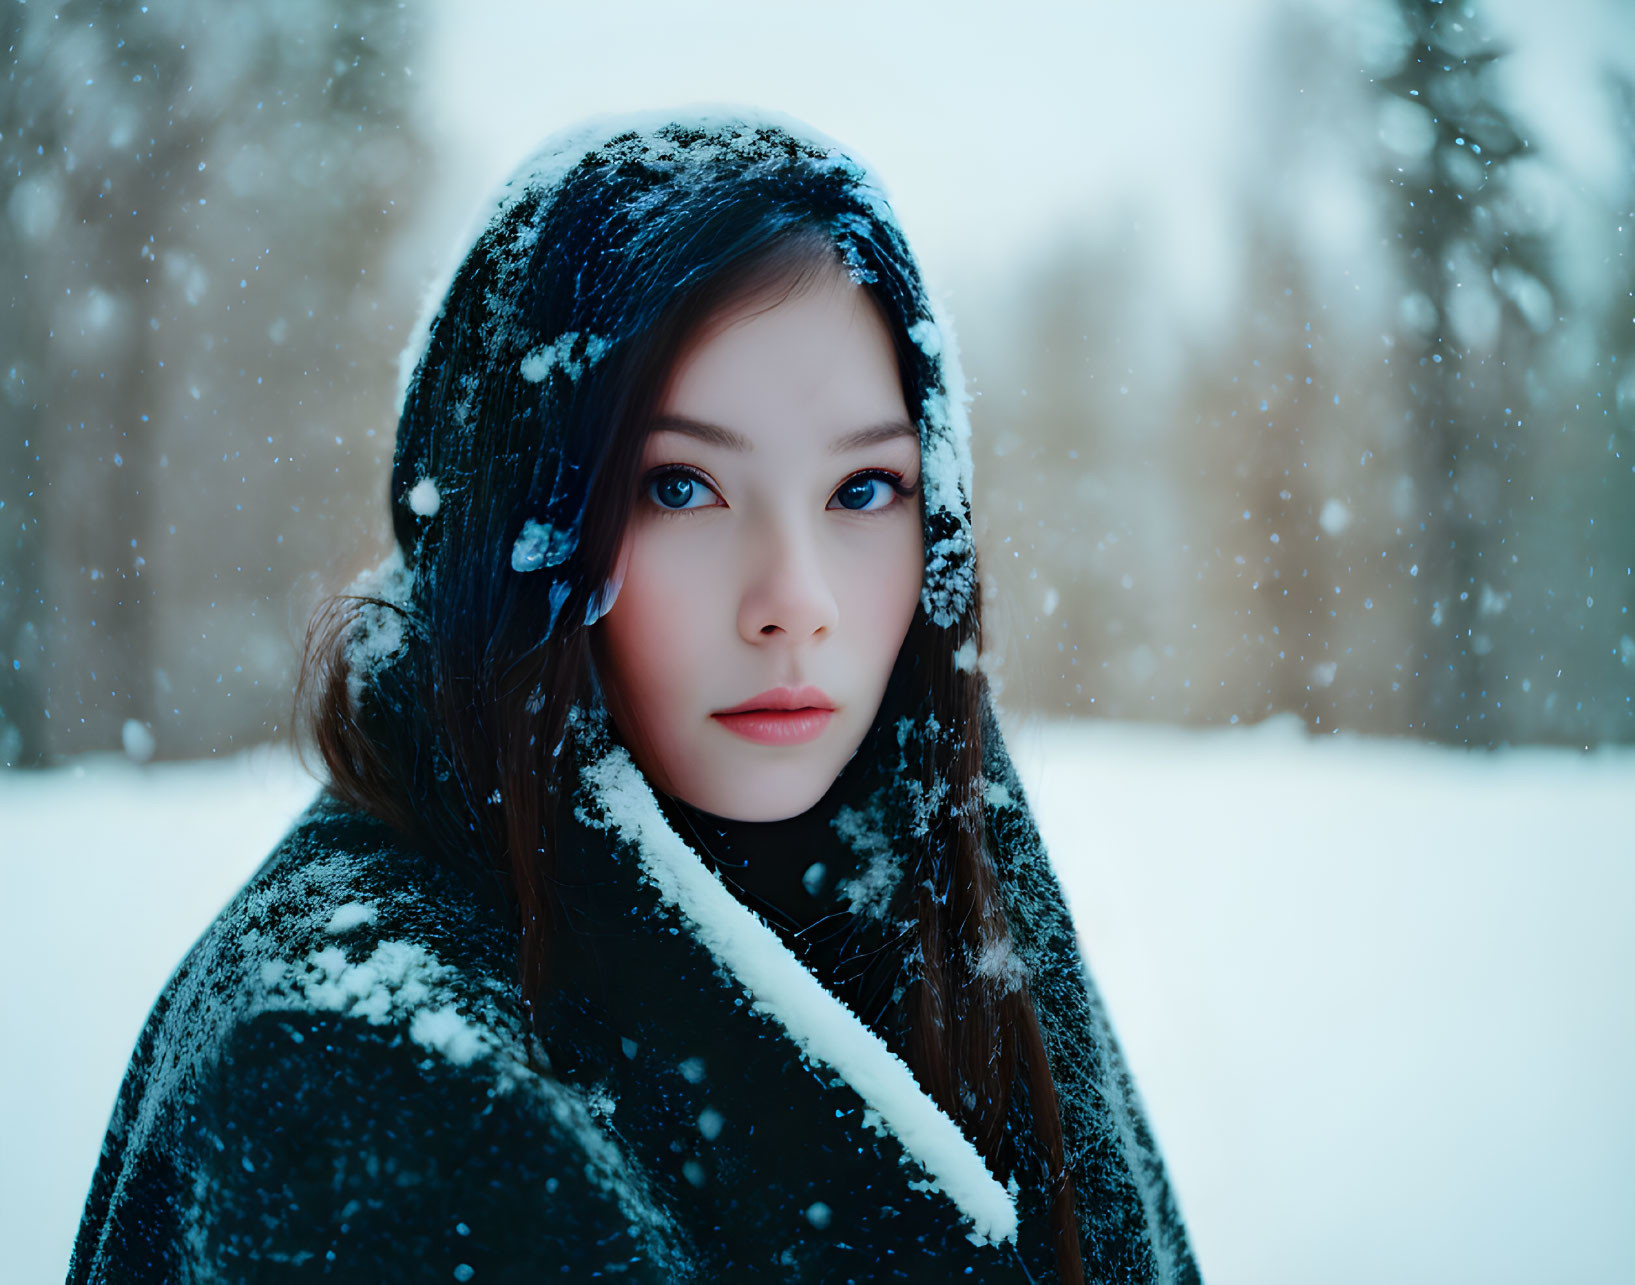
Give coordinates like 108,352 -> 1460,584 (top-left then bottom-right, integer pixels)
414,0 -> 1634,356
420,0 -> 1277,295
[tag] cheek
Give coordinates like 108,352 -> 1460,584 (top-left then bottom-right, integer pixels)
843,518 -> 924,659
596,531 -> 712,710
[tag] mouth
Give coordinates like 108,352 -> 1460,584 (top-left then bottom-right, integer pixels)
712,685 -> 836,746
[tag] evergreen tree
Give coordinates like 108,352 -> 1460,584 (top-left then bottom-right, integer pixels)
1378,0 -> 1557,744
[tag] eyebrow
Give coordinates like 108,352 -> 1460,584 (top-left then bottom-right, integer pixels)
649,414 -> 918,455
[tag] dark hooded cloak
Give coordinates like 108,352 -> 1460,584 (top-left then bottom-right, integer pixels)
67,108 -> 1201,1284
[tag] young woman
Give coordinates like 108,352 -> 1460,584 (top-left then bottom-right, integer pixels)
69,108 -> 1200,1284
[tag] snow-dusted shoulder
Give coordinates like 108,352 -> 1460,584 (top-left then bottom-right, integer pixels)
67,797 -> 695,1282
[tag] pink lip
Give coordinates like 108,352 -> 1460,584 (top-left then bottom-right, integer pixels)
712,685 -> 836,746
716,685 -> 836,716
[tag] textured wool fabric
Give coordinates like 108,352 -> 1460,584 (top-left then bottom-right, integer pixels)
68,108 -> 1201,1283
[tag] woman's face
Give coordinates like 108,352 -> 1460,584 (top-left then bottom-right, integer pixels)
592,262 -> 924,822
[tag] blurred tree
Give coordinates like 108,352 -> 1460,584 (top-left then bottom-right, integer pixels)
1594,73 -> 1635,738
971,5 -> 1421,737
1,0 -> 426,765
1185,232 -> 1346,733
966,225 -> 1190,723
1191,6 -> 1420,739
1378,0 -> 1560,745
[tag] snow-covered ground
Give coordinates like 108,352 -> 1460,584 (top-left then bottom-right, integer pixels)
3,721 -> 1630,1284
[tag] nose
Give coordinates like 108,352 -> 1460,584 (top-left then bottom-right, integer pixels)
738,519 -> 840,645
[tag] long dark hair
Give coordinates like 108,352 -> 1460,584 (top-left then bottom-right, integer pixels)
296,121 -> 1085,1282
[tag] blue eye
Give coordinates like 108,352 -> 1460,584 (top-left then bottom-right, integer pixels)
646,470 -> 719,511
830,474 -> 898,512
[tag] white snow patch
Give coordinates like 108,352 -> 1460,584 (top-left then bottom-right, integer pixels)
510,517 -> 575,573
405,476 -> 441,517
347,543 -> 412,607
343,547 -> 413,710
909,291 -> 979,628
918,300 -> 975,512
832,804 -> 906,922
278,939 -> 440,1027
346,613 -> 404,711
324,902 -> 378,935
586,1081 -> 618,1121
269,931 -> 497,1069
519,329 -> 611,383
922,530 -> 976,629
971,933 -> 1029,993
409,1005 -> 493,1067
580,743 -> 1018,1245
907,317 -> 943,361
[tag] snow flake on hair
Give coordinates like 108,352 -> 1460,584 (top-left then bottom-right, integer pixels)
404,475 -> 441,517
343,547 -> 412,713
894,712 -> 954,839
511,518 -> 576,573
831,212 -> 879,286
968,931 -> 1030,994
831,795 -> 907,923
922,531 -> 977,630
520,330 -> 611,384
907,302 -> 977,628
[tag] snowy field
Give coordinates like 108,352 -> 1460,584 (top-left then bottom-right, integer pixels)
3,721 -> 1630,1285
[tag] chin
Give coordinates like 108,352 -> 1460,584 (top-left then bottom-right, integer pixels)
676,759 -> 834,824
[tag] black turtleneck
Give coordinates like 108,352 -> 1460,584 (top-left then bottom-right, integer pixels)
653,764 -> 911,1044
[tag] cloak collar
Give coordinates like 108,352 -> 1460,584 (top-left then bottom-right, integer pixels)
568,702 -> 1021,1247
